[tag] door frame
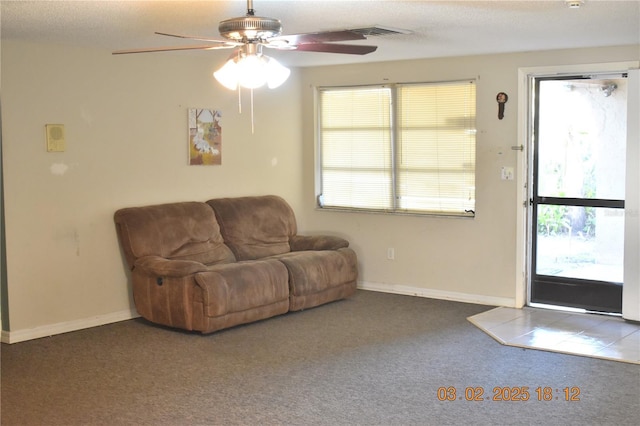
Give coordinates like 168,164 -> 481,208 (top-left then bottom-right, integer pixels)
515,61 -> 639,310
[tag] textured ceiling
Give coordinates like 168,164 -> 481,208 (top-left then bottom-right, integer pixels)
2,0 -> 639,67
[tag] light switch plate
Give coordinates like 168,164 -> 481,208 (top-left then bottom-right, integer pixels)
501,166 -> 514,180
45,124 -> 66,152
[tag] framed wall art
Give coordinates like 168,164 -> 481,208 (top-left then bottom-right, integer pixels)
188,108 -> 222,165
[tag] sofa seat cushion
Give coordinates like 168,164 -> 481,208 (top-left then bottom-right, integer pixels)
194,259 -> 290,318
272,248 -> 358,310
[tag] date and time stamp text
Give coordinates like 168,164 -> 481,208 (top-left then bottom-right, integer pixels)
437,386 -> 581,402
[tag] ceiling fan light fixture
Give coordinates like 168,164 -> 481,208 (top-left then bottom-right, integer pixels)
265,56 -> 290,89
214,45 -> 290,90
213,59 -> 239,90
237,54 -> 269,89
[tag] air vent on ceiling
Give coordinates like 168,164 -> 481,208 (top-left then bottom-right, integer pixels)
349,26 -> 412,37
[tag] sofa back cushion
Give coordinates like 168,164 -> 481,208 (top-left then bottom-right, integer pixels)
115,202 -> 235,269
206,195 -> 297,260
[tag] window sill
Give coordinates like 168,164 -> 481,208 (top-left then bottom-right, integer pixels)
315,205 -> 475,219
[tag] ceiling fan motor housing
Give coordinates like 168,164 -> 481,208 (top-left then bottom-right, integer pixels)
219,16 -> 283,41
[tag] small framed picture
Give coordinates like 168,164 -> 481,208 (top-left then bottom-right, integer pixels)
188,108 -> 222,165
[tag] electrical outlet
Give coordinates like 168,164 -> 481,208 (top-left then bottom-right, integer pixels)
387,247 -> 395,260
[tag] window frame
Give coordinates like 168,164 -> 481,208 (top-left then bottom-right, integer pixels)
315,79 -> 477,218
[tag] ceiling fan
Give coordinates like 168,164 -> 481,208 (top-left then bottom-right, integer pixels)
112,0 -> 378,58
113,0 -> 378,131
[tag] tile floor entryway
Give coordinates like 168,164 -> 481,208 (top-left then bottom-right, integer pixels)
468,307 -> 640,364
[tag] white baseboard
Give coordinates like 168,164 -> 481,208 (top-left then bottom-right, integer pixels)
358,281 -> 516,308
1,285 -> 512,343
1,309 -> 140,344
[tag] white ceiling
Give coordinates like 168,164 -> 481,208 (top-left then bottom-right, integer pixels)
2,0 -> 639,67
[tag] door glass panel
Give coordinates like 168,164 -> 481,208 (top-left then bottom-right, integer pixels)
536,205 -> 624,283
537,79 -> 627,200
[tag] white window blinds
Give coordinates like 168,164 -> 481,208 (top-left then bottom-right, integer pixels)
397,81 -> 476,214
318,80 -> 476,216
319,87 -> 393,210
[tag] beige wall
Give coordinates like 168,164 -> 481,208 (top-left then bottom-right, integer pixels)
1,40 -> 303,336
300,45 -> 640,305
1,39 -> 638,340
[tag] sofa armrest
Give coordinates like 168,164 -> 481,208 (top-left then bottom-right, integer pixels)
289,235 -> 349,252
134,256 -> 209,277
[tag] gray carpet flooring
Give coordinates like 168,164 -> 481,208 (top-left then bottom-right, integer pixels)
2,290 -> 639,425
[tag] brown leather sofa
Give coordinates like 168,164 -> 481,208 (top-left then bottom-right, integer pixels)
114,195 -> 358,333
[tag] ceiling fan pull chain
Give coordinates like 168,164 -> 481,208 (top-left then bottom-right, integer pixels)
251,88 -> 255,134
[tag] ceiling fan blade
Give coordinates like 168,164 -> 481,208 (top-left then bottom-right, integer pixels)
155,32 -> 240,45
272,30 -> 366,45
112,44 -> 235,55
292,43 -> 377,55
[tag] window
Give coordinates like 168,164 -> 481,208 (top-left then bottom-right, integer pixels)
317,80 -> 476,216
